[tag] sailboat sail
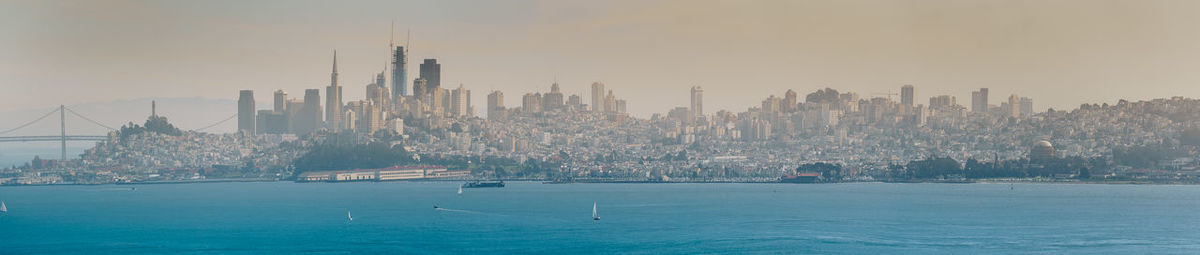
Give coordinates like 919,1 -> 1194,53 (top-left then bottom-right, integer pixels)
592,202 -> 597,219
0,201 -> 6,213
347,210 -> 353,221
457,185 -> 463,195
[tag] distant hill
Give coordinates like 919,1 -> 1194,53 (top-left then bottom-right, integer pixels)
0,97 -> 240,137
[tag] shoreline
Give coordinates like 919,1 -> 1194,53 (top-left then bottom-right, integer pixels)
3,178 -> 1197,187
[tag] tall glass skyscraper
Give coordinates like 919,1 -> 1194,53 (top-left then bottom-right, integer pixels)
392,46 -> 407,100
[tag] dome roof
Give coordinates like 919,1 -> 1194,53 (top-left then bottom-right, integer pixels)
1034,140 -> 1053,148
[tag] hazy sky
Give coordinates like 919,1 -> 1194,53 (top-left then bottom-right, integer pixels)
4,0 -> 1200,117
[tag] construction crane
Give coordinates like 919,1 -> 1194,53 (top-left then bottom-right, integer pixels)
871,91 -> 898,101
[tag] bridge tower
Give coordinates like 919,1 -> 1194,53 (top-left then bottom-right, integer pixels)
61,105 -> 66,165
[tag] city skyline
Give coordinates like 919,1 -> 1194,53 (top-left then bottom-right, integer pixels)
6,0 -> 1200,117
8,2 -> 1200,253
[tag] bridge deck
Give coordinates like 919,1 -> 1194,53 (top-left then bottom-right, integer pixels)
0,135 -> 108,142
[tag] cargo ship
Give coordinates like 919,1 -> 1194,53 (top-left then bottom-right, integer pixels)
462,181 -> 505,188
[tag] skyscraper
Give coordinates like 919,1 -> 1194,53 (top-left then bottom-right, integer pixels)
762,95 -> 781,113
487,90 -> 505,121
783,89 -> 797,113
273,90 -> 287,112
591,82 -> 605,112
238,90 -> 255,135
419,59 -> 441,91
326,51 -> 343,130
451,84 -> 469,117
929,95 -> 957,109
392,46 -> 407,99
389,24 -> 409,100
1007,94 -> 1020,118
256,110 -> 287,135
413,77 -> 427,100
567,94 -> 583,110
690,86 -> 704,118
1020,97 -> 1034,117
604,90 -> 616,113
296,89 -> 322,134
429,87 -> 445,114
376,70 -> 391,112
285,98 -> 304,132
351,100 -> 380,133
971,88 -> 989,113
543,82 -> 564,112
440,88 -> 452,113
901,85 -> 914,107
522,93 -> 542,114
366,82 -> 384,106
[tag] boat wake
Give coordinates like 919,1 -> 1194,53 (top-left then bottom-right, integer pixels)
434,207 -> 487,215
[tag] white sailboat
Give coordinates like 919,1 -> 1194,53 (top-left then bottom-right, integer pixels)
347,209 -> 353,222
457,185 -> 463,195
0,201 -> 6,213
592,202 -> 599,221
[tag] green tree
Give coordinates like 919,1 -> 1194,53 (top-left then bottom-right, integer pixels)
292,142 -> 412,175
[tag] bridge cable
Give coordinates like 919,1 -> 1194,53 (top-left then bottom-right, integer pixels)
64,107 -> 117,131
191,113 -> 238,132
0,108 -> 60,135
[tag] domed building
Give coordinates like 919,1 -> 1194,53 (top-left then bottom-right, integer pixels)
1030,140 -> 1056,161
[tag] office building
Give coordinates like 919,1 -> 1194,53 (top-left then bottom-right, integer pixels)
604,90 -> 616,113
285,98 -> 304,132
419,59 -> 441,91
296,89 -> 322,134
375,68 -> 390,112
1020,97 -> 1034,117
256,110 -> 288,134
783,89 -> 797,113
451,84 -> 469,117
238,90 -> 255,134
523,93 -> 542,114
543,83 -> 564,112
487,90 -> 505,121
392,45 -> 407,99
366,82 -> 384,107
691,86 -> 704,118
929,95 -> 957,109
567,94 -> 583,110
971,88 -> 989,113
429,87 -> 445,115
901,85 -> 914,107
413,77 -> 428,100
591,82 -> 605,112
326,51 -> 343,130
762,95 -> 781,113
273,90 -> 287,112
1007,94 -> 1020,118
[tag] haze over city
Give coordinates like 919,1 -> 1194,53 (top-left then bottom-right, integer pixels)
5,0 -> 1200,117
6,1 -> 1200,254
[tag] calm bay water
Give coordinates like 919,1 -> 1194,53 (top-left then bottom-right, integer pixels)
1,182 -> 1199,254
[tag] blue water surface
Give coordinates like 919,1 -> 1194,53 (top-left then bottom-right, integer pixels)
1,182 -> 1198,254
